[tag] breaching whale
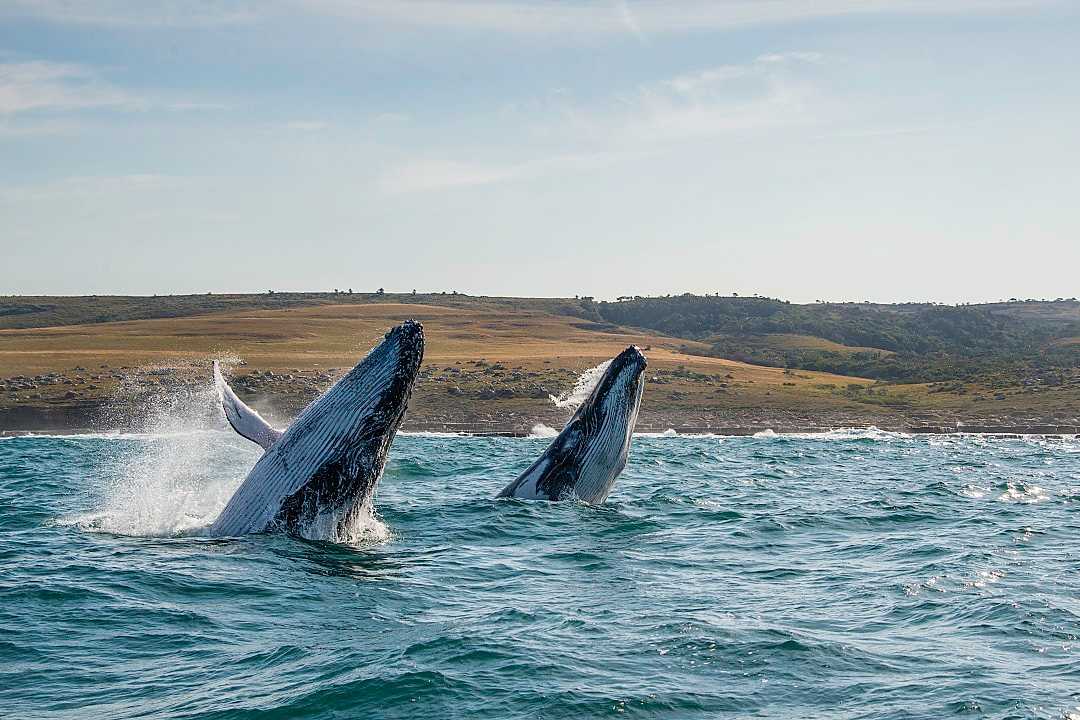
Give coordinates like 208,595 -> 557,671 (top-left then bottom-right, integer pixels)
208,321 -> 424,539
497,345 -> 646,503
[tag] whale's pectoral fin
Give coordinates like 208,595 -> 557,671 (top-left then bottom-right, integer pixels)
214,360 -> 284,450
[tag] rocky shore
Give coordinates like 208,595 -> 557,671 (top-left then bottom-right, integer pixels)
2,361 -> 1078,437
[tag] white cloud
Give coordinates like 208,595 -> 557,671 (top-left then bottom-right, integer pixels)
664,53 -> 822,96
756,51 -> 825,64
378,153 -> 613,193
3,0 -> 1057,31
614,0 -> 647,43
564,51 -> 827,145
2,0 -> 262,27
297,0 -> 1057,35
379,159 -> 517,193
0,117 -> 81,137
616,82 -> 818,145
0,60 -> 229,125
664,66 -> 750,95
379,52 -> 828,192
0,174 -> 179,203
0,61 -> 135,115
283,120 -> 329,131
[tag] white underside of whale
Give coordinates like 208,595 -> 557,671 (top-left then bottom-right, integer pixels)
208,327 -> 415,538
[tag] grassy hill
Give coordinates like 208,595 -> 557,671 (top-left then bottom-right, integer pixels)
0,292 -> 593,331
592,295 -> 1080,383
1,293 -> 1078,433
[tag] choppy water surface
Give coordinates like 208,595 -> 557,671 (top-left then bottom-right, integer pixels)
2,430 -> 1080,719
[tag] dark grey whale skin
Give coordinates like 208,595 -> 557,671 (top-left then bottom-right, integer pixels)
497,345 -> 646,504
209,321 -> 424,538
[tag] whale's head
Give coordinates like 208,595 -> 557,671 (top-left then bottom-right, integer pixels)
556,345 -> 647,502
571,347 -> 647,498
500,345 -> 647,504
585,345 -> 647,426
353,319 -> 425,411
291,318 -> 424,443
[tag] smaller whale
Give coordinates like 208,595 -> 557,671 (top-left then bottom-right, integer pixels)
209,321 -> 424,539
497,346 -> 646,503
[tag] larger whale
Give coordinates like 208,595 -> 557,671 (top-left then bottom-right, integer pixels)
498,345 -> 646,503
209,321 -> 424,539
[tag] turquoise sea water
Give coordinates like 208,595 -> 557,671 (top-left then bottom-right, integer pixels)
2,430 -> 1079,719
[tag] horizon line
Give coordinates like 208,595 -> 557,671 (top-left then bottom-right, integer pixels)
2,290 -> 1077,307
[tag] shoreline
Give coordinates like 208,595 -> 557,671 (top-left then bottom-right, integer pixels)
3,394 -> 1078,440
3,423 -> 1079,439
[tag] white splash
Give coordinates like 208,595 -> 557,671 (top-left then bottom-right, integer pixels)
549,360 -> 611,410
959,484 -> 988,499
529,423 -> 559,438
43,358 -> 400,546
327,505 -> 390,545
997,482 -> 1050,504
66,363 -> 254,537
750,427 -> 914,441
812,426 -> 911,441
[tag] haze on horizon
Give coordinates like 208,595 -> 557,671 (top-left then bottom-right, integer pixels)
2,1 -> 1077,304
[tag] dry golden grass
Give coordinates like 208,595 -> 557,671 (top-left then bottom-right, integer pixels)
0,302 -> 899,431
13,301 -> 1076,431
3,300 -> 1077,432
0,302 -> 865,386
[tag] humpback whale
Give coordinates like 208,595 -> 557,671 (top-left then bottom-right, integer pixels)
498,346 -> 646,503
209,321 -> 424,539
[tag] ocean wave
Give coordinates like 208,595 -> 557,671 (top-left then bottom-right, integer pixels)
636,428 -> 683,438
5,431 -> 1080,719
752,426 -> 913,441
997,482 -> 1051,504
528,423 -> 559,438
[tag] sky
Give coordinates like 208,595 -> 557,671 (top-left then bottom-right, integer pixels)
1,0 -> 1077,302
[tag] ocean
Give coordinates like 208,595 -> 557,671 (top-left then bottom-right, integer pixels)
2,429 -> 1079,719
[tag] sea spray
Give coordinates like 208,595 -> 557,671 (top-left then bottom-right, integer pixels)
310,503 -> 390,545
529,423 -> 559,438
548,360 -> 611,410
75,360 -> 253,536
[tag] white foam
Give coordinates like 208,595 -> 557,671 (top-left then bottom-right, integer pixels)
635,429 -> 695,438
750,427 -> 913,441
324,504 -> 390,545
959,484 -> 988,499
528,423 -> 559,438
997,482 -> 1050,504
549,360 -> 611,411
62,367 -> 253,537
